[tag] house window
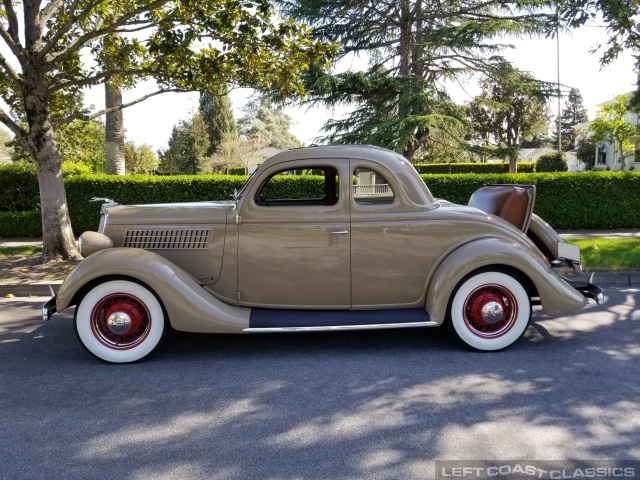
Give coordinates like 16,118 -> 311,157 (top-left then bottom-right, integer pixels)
636,141 -> 640,163
353,168 -> 394,205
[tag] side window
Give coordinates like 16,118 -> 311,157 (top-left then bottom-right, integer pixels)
353,168 -> 394,205
256,167 -> 340,207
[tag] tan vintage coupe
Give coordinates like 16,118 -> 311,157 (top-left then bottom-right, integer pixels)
43,145 -> 603,363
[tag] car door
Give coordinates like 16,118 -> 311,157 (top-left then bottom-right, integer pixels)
237,159 -> 351,308
349,159 -> 440,308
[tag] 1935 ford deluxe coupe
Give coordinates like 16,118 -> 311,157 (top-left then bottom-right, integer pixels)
43,145 -> 603,363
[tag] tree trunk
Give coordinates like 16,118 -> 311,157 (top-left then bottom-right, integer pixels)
509,151 -> 518,173
24,85 -> 81,260
105,80 -> 125,175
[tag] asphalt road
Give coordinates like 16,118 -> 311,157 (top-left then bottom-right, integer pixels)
0,290 -> 639,480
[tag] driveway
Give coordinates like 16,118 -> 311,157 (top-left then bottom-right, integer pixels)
0,290 -> 639,479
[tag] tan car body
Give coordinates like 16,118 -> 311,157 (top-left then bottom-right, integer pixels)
54,145 -> 592,335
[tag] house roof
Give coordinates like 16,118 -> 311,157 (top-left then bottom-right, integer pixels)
519,147 -> 554,160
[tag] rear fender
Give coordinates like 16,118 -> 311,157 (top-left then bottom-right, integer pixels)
56,248 -> 249,333
425,237 -> 587,325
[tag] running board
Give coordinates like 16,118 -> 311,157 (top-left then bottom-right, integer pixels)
245,308 -> 437,332
244,321 -> 437,333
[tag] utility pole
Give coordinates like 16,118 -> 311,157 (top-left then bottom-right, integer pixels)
556,8 -> 562,153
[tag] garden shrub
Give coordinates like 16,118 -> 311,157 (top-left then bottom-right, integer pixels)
536,152 -> 568,172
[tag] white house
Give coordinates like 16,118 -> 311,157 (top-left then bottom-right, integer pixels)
0,153 -> 11,164
591,94 -> 640,171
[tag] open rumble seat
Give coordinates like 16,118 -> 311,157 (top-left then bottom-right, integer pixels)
468,184 -> 536,232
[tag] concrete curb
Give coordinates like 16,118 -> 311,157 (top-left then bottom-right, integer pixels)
1,281 -> 62,298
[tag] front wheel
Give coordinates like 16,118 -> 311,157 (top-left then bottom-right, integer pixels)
75,280 -> 166,363
448,271 -> 531,351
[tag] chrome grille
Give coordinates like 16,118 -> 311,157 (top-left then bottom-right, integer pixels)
123,229 -> 211,250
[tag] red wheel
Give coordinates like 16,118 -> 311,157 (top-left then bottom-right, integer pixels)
449,271 -> 531,351
90,293 -> 152,349
75,280 -> 166,363
463,284 -> 518,339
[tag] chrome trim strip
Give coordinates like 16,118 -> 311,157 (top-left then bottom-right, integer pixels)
243,321 -> 437,332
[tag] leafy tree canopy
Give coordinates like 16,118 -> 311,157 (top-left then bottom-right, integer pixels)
589,94 -> 638,161
238,97 -> 301,149
199,90 -> 237,156
468,63 -> 551,172
125,142 -> 159,175
0,0 -> 335,259
278,0 -> 556,159
158,112 -> 210,175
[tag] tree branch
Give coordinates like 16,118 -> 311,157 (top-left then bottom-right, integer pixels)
0,51 -> 22,85
44,0 -> 170,65
40,0 -> 66,22
53,88 -> 191,126
39,0 -> 102,61
0,107 -> 28,140
2,0 -> 20,44
0,20 -> 24,61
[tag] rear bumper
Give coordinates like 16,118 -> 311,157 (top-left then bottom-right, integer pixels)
566,279 -> 604,305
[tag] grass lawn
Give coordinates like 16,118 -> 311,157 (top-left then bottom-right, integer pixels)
0,245 -> 42,256
565,238 -> 640,271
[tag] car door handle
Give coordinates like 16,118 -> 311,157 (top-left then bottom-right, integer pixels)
330,230 -> 349,235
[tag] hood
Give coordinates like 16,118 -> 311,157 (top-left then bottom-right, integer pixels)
103,201 -> 234,226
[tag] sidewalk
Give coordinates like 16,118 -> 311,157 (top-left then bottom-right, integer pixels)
2,232 -> 640,297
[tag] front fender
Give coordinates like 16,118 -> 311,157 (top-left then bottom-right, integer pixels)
56,248 -> 250,333
425,237 -> 587,325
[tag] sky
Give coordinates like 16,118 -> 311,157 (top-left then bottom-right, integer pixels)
2,17 -> 638,152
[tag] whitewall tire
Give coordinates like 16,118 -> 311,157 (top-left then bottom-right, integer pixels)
449,271 -> 531,351
75,280 -> 166,363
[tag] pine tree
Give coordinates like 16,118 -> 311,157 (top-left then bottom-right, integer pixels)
159,113 -> 210,175
199,91 -> 237,156
279,0 -> 555,160
552,88 -> 589,151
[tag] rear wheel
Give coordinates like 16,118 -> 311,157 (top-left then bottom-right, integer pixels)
75,280 -> 166,363
448,271 -> 531,351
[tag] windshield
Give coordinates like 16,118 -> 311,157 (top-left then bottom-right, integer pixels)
231,165 -> 260,201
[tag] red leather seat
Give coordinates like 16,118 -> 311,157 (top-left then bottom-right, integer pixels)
468,185 -> 536,232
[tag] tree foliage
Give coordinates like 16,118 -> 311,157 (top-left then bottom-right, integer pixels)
12,120 -> 106,172
559,0 -> 640,65
589,94 -> 638,164
238,98 -> 301,149
468,63 -> 551,172
0,0 -> 336,259
279,0 -> 555,159
199,91 -> 237,156
124,142 -> 159,175
552,87 -> 589,151
159,113 -> 210,175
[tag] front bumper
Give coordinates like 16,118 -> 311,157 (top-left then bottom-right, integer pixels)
42,296 -> 57,321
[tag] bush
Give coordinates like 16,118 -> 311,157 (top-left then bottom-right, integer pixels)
4,170 -> 640,236
228,166 -> 246,175
536,152 -> 568,172
423,171 -> 640,229
412,162 -> 535,174
0,211 -> 41,237
0,161 -> 92,212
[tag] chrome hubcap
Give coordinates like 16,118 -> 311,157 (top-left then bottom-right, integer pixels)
107,312 -> 132,334
481,301 -> 504,324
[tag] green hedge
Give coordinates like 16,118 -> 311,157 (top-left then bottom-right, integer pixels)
423,171 -> 640,229
0,161 -> 91,212
228,166 -> 246,175
3,170 -> 640,236
0,211 -> 42,237
413,162 -> 535,174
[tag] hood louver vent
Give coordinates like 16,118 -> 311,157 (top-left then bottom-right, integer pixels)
123,229 -> 211,250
